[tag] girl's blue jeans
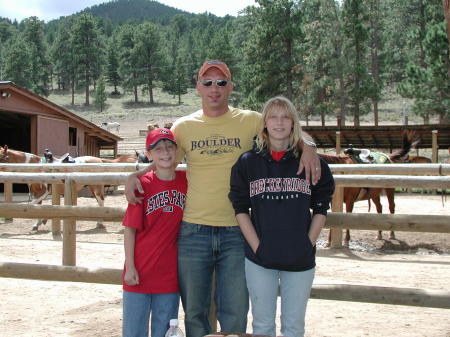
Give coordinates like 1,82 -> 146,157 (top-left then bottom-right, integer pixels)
245,258 -> 315,337
122,291 -> 179,337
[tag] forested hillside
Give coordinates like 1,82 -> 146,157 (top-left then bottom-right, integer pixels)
0,0 -> 448,125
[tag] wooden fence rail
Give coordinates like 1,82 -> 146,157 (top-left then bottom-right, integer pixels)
0,262 -> 448,309
0,204 -> 449,234
1,163 -> 448,175
1,172 -> 450,188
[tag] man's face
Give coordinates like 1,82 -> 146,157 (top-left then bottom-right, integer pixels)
196,67 -> 233,113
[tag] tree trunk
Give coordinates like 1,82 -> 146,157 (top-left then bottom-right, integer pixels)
285,7 -> 293,101
370,0 -> 381,126
71,80 -> 75,106
373,100 -> 379,126
149,79 -> 154,105
443,0 -> 450,78
338,75 -> 346,127
85,71 -> 89,106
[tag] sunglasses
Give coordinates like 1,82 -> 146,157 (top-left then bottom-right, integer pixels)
199,79 -> 229,87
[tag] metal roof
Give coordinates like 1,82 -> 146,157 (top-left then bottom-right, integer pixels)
303,124 -> 450,151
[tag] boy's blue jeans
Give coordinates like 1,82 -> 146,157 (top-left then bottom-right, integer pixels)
178,221 -> 249,337
122,291 -> 179,337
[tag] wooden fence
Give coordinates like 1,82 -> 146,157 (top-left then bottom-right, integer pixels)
0,261 -> 448,309
0,163 -> 449,309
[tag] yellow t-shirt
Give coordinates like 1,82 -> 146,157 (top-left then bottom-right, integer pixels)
172,107 -> 261,226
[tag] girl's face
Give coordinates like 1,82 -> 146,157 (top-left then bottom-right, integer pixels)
265,108 -> 293,143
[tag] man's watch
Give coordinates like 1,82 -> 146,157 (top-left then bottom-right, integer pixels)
303,139 -> 317,148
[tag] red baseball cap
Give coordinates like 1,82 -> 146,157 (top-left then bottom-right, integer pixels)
198,60 -> 232,80
146,128 -> 177,150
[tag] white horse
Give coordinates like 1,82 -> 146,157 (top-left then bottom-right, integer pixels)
101,122 -> 120,133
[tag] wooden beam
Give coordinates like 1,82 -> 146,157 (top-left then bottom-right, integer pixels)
333,175 -> 450,189
63,179 -> 77,266
1,262 -> 448,309
2,205 -> 448,233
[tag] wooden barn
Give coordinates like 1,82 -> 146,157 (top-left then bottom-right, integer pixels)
0,81 -> 121,157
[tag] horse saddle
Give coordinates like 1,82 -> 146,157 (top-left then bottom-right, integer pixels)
344,148 -> 374,163
345,147 -> 390,164
59,153 -> 76,163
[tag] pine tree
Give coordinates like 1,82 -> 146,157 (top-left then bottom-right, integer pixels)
367,0 -> 384,126
242,0 -> 305,109
106,37 -> 121,95
94,76 -> 108,112
71,13 -> 104,106
118,24 -> 140,103
4,37 -> 31,88
21,16 -> 50,96
302,0 -> 340,126
134,21 -> 164,104
398,22 -> 450,123
51,24 -> 76,94
341,0 -> 375,126
0,19 -> 17,79
162,15 -> 190,104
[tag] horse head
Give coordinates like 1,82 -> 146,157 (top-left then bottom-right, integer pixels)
135,150 -> 150,163
43,149 -> 54,163
0,145 -> 9,162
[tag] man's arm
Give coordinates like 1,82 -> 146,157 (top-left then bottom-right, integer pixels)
125,163 -> 155,204
298,131 -> 321,185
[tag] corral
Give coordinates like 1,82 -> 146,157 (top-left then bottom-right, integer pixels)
0,163 -> 449,337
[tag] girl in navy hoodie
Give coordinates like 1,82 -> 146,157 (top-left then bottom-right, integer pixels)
229,96 -> 334,337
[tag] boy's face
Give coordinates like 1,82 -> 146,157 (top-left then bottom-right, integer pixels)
146,140 -> 177,169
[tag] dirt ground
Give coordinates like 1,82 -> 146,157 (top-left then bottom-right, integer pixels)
0,192 -> 449,337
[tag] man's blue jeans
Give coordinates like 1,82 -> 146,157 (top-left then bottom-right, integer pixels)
123,291 -> 179,337
178,221 -> 249,337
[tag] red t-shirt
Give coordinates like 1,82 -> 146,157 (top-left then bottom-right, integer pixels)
122,170 -> 187,293
271,150 -> 286,162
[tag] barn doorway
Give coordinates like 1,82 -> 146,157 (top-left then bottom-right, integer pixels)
0,111 -> 32,193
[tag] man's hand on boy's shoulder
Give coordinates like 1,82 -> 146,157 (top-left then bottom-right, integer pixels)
125,173 -> 144,205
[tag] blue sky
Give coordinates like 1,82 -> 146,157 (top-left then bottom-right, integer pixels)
0,0 -> 256,22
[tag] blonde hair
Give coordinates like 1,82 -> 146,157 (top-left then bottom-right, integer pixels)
255,96 -> 303,158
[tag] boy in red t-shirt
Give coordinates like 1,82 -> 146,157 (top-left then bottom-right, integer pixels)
122,128 -> 187,337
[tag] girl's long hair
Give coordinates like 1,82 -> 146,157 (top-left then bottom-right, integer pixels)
255,96 -> 303,158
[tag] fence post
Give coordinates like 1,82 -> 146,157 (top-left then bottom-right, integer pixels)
51,184 -> 61,236
4,182 -> 13,222
63,179 -> 77,266
330,131 -> 343,248
431,130 -> 438,163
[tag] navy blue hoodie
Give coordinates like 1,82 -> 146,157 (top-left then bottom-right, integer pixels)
229,147 -> 335,271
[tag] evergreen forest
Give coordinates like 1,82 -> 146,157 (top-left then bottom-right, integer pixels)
0,0 -> 449,125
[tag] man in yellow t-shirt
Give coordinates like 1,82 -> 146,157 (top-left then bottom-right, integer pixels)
125,60 -> 320,337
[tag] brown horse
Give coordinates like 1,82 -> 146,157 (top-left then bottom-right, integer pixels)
404,155 -> 432,163
0,145 -> 106,230
319,130 -> 418,246
100,154 -> 138,163
319,153 -> 396,247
